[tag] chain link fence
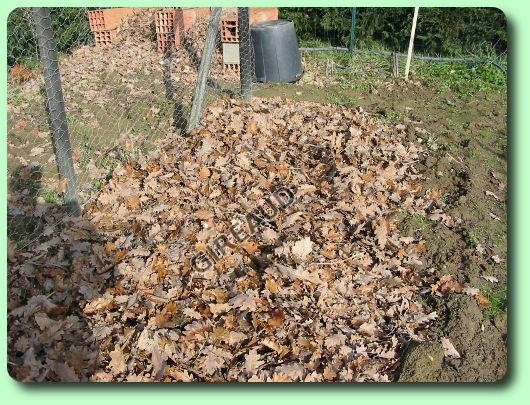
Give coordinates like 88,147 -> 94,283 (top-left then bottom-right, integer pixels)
7,7 -> 255,249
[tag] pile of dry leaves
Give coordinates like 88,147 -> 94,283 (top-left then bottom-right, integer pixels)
62,9 -> 232,95
9,97 -> 471,382
11,8 -> 235,102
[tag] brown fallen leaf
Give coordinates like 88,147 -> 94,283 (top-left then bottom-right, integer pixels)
58,178 -> 69,193
291,237 -> 313,260
247,120 -> 259,134
441,337 -> 461,358
485,190 -> 505,202
482,275 -> 499,283
199,166 -> 211,179
151,344 -> 166,381
267,309 -> 286,328
489,212 -> 501,221
194,209 -> 214,220
244,349 -> 264,376
264,278 -> 280,294
491,255 -> 505,264
109,346 -> 127,376
475,294 -> 492,308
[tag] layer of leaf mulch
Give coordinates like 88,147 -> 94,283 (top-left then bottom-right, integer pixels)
9,98 -> 489,382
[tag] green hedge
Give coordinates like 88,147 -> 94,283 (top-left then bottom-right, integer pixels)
8,7 -> 94,67
8,7 -> 507,67
279,7 -> 507,57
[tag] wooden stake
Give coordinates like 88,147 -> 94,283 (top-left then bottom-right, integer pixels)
391,51 -> 399,77
404,7 -> 419,80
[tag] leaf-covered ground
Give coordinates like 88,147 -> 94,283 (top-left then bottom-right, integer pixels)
8,8 -> 507,383
8,97 -> 495,382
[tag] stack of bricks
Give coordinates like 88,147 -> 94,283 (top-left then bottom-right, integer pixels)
220,8 -> 279,73
154,8 -> 176,51
88,7 -> 148,46
220,10 -> 240,73
155,7 -> 213,52
173,7 -> 211,49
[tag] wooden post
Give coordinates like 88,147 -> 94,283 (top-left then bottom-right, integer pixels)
32,7 -> 80,216
392,51 -> 399,77
404,7 -> 419,80
187,7 -> 222,132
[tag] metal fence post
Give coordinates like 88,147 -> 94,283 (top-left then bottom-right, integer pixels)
349,7 -> 356,56
238,7 -> 253,102
187,7 -> 222,132
32,7 -> 80,216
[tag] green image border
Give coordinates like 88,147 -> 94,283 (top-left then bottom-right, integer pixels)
2,0 -> 526,402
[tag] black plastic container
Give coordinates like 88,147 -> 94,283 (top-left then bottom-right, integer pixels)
250,19 -> 304,83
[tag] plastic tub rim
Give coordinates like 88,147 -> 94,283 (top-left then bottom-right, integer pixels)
250,19 -> 293,30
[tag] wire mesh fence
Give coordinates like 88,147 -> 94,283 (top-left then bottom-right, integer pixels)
7,6 -> 256,249
282,7 -> 507,87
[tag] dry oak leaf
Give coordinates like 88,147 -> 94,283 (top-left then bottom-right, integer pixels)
358,322 -> 378,337
275,363 -> 306,381
265,278 -> 280,294
52,361 -> 80,382
439,279 -> 464,294
244,349 -> 264,375
269,373 -> 292,382
441,337 -> 461,358
491,255 -> 505,264
482,275 -> 499,283
194,209 -> 214,220
199,166 -> 211,179
462,286 -> 480,296
209,303 -> 232,316
475,294 -> 492,308
29,146 -> 45,156
228,331 -> 247,345
291,237 -> 314,260
276,264 -> 320,284
374,217 -> 389,248
247,120 -> 259,134
211,326 -> 230,342
58,178 -> 69,194
83,296 -> 114,314
485,190 -> 505,202
229,292 -> 258,312
262,338 -> 290,357
267,309 -> 286,328
325,333 -> 346,349
489,212 -> 501,221
109,346 -> 127,375
151,344 -> 166,381
240,240 -> 260,254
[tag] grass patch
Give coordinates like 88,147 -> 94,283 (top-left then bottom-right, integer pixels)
414,59 -> 507,98
298,40 -> 507,98
401,212 -> 430,232
41,187 -> 60,204
468,232 -> 480,246
482,285 -> 507,319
